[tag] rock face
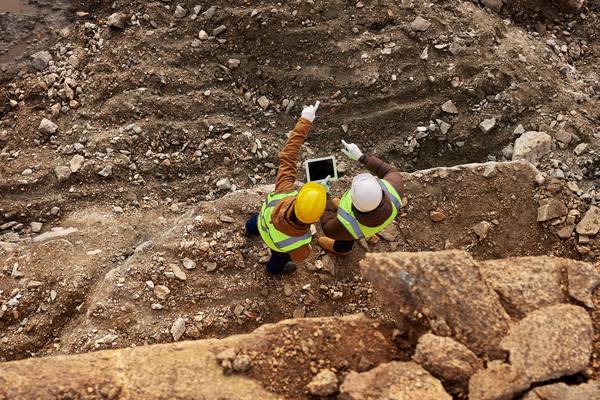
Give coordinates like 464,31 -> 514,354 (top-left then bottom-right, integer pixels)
469,361 -> 532,400
478,257 -> 567,318
500,304 -> 593,382
522,380 -> 600,400
412,333 -> 483,384
512,131 -> 552,165
361,250 -> 511,357
339,361 -> 451,400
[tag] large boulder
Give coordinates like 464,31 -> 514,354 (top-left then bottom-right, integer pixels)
412,333 -> 483,384
339,361 -> 451,400
478,257 -> 567,318
500,304 -> 593,382
361,250 -> 511,357
468,361 -> 532,400
522,380 -> 600,400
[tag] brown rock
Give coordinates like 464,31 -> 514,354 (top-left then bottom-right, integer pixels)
537,199 -> 568,222
478,257 -> 567,318
306,369 -> 339,397
361,251 -> 511,358
500,304 -> 592,382
469,361 -> 531,400
522,380 -> 600,400
566,261 -> 600,308
472,221 -> 493,240
576,206 -> 600,236
339,361 -> 451,400
429,210 -> 446,222
412,333 -> 483,384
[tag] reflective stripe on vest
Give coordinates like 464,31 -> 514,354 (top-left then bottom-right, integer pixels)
336,179 -> 403,240
258,191 -> 313,252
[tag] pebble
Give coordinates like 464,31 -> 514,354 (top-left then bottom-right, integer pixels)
98,165 -> 112,177
441,100 -> 458,114
170,317 -> 186,341
69,154 -> 85,173
213,25 -> 227,36
216,178 -> 231,190
174,5 -> 187,18
420,46 -> 429,60
233,354 -> 252,372
430,210 -> 446,222
472,221 -> 492,240
307,369 -> 339,397
198,30 -> 209,40
574,143 -> 588,155
479,118 -> 496,133
257,96 -> 270,110
171,264 -> 187,281
30,222 -> 43,233
183,258 -> 196,270
154,285 -> 171,300
410,16 -> 432,32
107,12 -> 127,29
39,118 -> 58,135
54,166 -> 71,181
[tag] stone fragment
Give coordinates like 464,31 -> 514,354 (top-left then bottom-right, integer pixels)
479,118 -> 496,133
257,96 -> 270,110
413,333 -> 483,384
97,165 -> 112,178
69,154 -> 85,173
182,258 -> 196,270
171,264 -> 187,281
469,361 -> 531,400
522,380 -> 600,400
32,227 -> 78,242
307,369 -> 339,397
500,304 -> 592,382
39,118 -> 58,135
107,12 -> 127,29
54,166 -> 71,181
174,5 -> 186,18
232,354 -> 252,373
340,361 -> 451,400
30,222 -> 43,233
170,317 -> 186,341
566,261 -> 600,308
537,199 -> 568,222
212,25 -> 227,36
429,210 -> 446,222
574,143 -> 588,155
361,251 -> 511,357
441,100 -> 458,114
216,178 -> 231,190
154,285 -> 170,300
472,221 -> 492,240
512,131 -> 552,165
198,30 -> 208,40
410,16 -> 432,32
31,51 -> 53,71
576,206 -> 600,236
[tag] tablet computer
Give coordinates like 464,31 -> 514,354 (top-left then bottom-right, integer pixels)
305,156 -> 338,183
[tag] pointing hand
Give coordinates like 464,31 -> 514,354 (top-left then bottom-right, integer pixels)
301,101 -> 320,122
341,139 -> 363,161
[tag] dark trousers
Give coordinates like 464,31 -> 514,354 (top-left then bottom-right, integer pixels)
246,214 -> 292,275
334,239 -> 354,253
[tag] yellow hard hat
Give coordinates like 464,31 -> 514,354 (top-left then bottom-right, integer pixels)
294,182 -> 327,224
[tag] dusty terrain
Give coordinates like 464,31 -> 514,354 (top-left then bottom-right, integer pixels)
1,0 -> 600,398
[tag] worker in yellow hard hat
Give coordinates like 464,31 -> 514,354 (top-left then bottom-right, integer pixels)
245,101 -> 327,274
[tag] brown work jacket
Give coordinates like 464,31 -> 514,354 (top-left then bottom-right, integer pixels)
320,155 -> 406,241
269,117 -> 313,261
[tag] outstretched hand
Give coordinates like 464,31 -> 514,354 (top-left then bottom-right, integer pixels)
301,101 -> 320,122
341,139 -> 363,161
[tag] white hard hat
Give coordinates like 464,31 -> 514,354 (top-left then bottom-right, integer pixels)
351,173 -> 383,212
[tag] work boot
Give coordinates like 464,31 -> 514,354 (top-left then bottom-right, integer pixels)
318,237 -> 350,256
332,197 -> 340,209
280,262 -> 297,274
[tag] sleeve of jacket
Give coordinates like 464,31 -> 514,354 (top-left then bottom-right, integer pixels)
320,198 -> 356,241
360,154 -> 405,203
274,118 -> 312,194
289,244 -> 311,262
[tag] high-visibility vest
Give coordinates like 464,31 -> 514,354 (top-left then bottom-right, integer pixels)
337,179 -> 403,240
258,191 -> 313,253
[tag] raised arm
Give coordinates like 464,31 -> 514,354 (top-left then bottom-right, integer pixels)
274,101 -> 319,194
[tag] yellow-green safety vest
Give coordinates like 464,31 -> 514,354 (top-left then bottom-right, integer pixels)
258,191 -> 313,253
337,179 -> 403,240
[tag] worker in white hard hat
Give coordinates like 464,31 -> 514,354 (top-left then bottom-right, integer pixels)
318,140 -> 406,255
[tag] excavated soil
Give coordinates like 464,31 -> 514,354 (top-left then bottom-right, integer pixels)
1,0 -> 600,397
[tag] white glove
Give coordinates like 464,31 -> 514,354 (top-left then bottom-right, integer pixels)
301,101 -> 320,122
320,175 -> 332,193
341,139 -> 363,161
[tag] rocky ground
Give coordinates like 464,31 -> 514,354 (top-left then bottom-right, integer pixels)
1,0 -> 600,399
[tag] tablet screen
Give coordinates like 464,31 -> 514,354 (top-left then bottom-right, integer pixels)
307,157 -> 336,182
